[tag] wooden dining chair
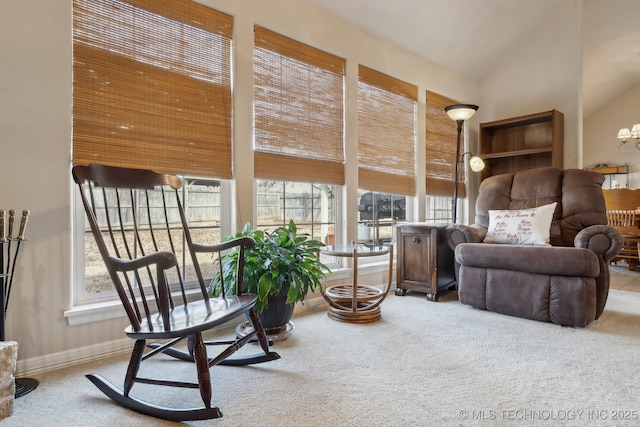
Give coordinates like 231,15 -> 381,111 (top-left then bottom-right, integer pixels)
603,189 -> 640,271
605,209 -> 640,271
72,164 -> 280,421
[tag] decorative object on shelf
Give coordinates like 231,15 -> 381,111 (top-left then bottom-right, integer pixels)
617,124 -> 640,153
214,220 -> 330,339
444,103 -> 479,223
0,209 -> 38,398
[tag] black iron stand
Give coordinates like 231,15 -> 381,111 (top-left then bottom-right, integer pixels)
0,210 -> 38,398
14,378 -> 38,398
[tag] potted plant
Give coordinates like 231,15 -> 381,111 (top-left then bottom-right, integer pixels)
213,220 -> 330,334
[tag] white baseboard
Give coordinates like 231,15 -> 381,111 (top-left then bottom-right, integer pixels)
16,337 -> 132,377
17,295 -> 330,377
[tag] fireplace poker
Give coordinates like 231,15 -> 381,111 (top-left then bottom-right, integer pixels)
5,210 -> 14,280
6,210 -> 29,314
0,210 -> 5,341
0,210 -> 5,277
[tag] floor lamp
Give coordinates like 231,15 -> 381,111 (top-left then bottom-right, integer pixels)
444,104 -> 479,224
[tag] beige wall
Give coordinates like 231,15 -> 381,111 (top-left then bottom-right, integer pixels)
1,0 -> 482,374
584,83 -> 640,189
478,0 -> 583,169
1,0 -> 83,372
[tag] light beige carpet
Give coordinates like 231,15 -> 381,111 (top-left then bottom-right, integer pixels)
6,289 -> 640,427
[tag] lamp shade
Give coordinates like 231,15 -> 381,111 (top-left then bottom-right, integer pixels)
631,124 -> 640,138
617,128 -> 632,140
444,104 -> 479,121
469,155 -> 485,172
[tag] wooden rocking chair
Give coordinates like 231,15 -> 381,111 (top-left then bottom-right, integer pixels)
72,164 -> 280,421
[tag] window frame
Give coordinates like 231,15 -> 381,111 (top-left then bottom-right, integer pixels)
254,179 -> 341,270
67,179 -> 232,324
69,0 -> 236,322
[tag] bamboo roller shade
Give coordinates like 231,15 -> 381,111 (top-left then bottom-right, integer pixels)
253,26 -> 346,185
426,90 -> 466,198
358,65 -> 417,196
72,0 -> 233,178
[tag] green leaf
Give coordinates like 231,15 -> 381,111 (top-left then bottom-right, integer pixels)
214,220 -> 330,312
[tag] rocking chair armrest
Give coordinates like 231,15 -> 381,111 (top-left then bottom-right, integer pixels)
106,251 -> 178,273
189,236 -> 256,254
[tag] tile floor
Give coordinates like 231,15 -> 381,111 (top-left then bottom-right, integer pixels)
609,263 -> 640,292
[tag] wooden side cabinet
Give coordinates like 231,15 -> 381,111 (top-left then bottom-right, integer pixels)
394,223 -> 456,301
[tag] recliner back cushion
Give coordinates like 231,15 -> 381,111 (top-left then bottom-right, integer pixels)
475,167 -> 607,247
559,168 -> 609,246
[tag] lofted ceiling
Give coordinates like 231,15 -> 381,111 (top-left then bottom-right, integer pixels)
308,0 -> 640,118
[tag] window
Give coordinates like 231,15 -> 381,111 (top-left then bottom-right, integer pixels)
72,0 -> 233,305
357,66 -> 416,239
256,180 -> 336,243
425,195 -> 454,223
253,27 -> 345,246
81,179 -> 223,301
357,190 -> 406,246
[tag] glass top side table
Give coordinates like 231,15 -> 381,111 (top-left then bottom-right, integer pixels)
320,244 -> 393,323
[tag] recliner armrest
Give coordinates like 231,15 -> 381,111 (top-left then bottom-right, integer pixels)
445,223 -> 487,250
574,225 -> 624,262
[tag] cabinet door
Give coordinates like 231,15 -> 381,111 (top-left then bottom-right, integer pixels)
400,230 -> 434,287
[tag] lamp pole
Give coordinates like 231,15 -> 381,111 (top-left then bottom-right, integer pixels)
452,119 -> 463,224
444,103 -> 479,224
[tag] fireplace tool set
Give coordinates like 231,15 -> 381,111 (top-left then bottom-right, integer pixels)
0,210 -> 29,335
0,209 -> 36,397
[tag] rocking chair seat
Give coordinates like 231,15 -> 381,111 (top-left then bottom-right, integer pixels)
126,295 -> 257,339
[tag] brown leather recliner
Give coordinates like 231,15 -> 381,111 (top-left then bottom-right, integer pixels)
446,167 -> 623,327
